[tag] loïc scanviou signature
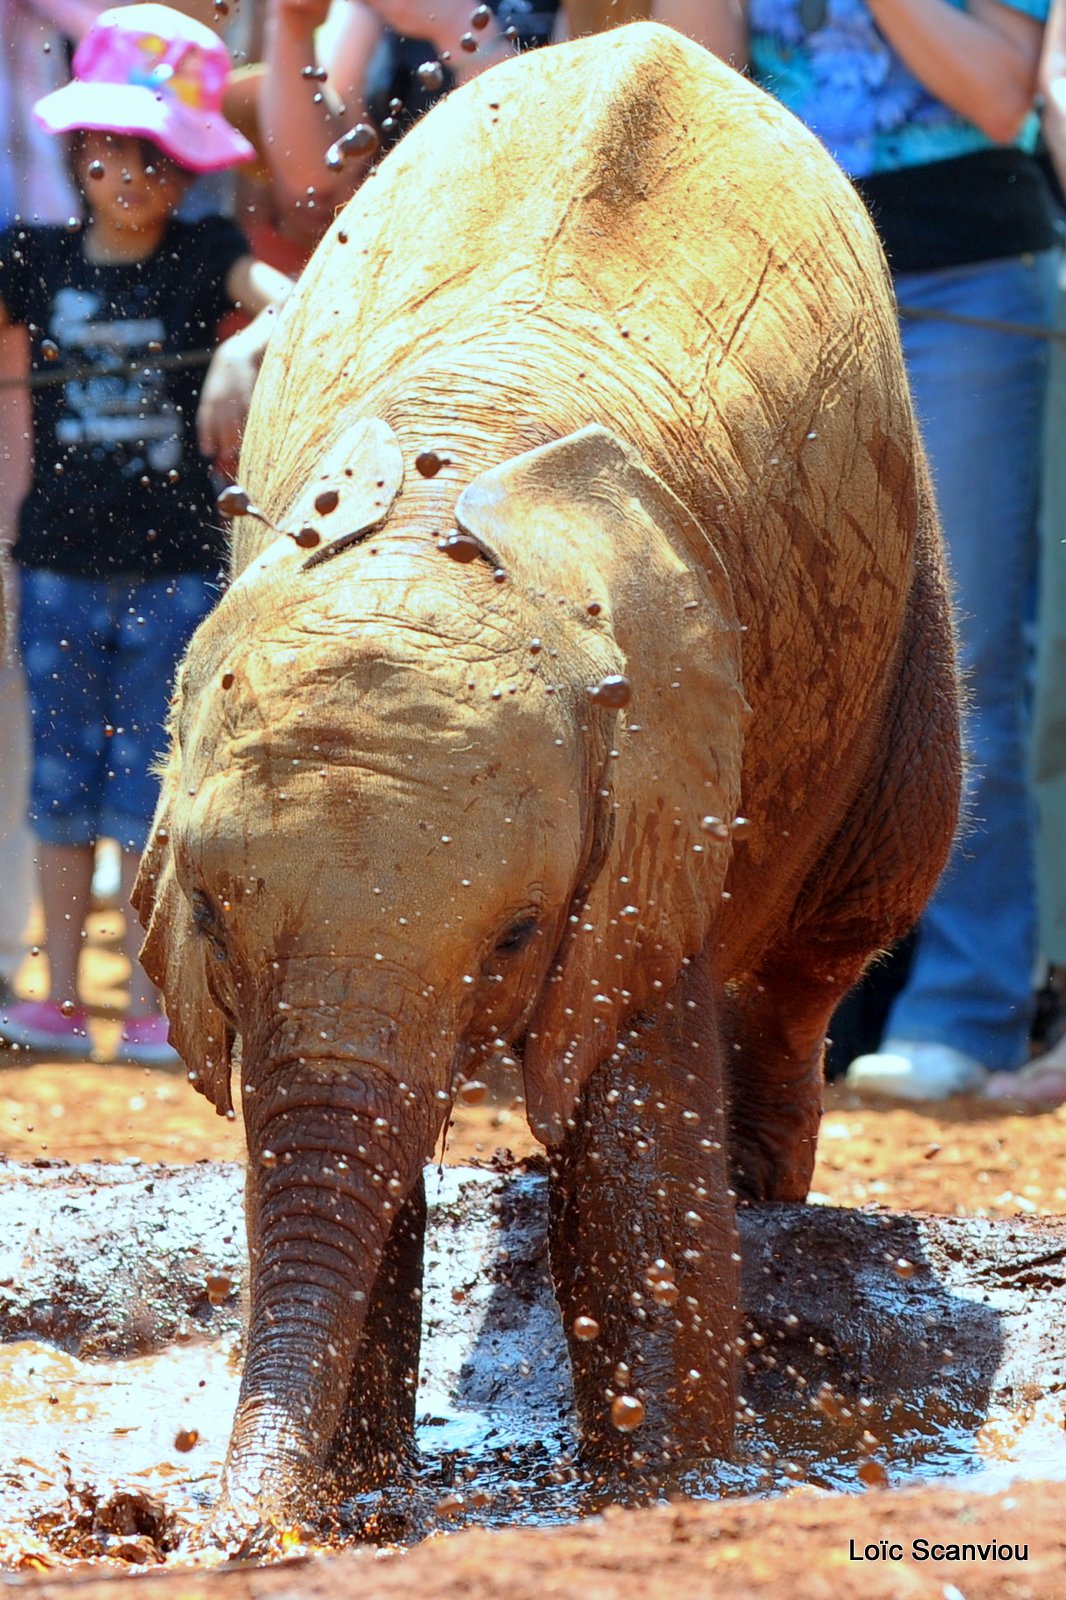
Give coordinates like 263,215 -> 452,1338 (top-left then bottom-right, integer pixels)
848,1536 -> 1029,1563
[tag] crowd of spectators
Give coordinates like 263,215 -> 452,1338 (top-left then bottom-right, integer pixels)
0,0 -> 1063,1105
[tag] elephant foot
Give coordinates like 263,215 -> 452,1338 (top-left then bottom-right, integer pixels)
195,1438 -> 423,1557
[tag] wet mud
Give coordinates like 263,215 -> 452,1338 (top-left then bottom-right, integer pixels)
0,1161 -> 1064,1576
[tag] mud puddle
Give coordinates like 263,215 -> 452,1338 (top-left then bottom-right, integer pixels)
1,1164 -> 1065,1568
1,1338 -> 1064,1568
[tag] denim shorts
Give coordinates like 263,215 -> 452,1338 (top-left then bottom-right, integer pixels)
18,568 -> 216,850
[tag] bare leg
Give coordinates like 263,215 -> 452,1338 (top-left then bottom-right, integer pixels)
548,960 -> 738,1469
38,842 -> 94,1004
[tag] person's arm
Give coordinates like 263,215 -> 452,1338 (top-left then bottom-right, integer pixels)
260,0 -> 383,216
197,258 -> 295,472
1040,0 -> 1066,183
864,0 -> 1043,144
404,0 -> 517,84
653,0 -> 747,66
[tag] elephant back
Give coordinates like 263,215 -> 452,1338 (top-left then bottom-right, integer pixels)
242,21 -> 909,551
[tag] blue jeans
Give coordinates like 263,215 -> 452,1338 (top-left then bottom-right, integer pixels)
19,569 -> 216,851
884,250 -> 1059,1071
1034,272 -> 1066,966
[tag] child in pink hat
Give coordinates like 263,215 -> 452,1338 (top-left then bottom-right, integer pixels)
0,4 -> 292,1067
33,3 -> 256,173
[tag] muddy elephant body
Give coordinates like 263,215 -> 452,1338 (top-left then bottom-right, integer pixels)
135,23 -> 960,1536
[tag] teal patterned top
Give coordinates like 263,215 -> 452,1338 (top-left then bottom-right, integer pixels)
748,0 -> 1049,177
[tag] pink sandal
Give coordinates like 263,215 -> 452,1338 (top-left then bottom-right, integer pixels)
983,1059 -> 1066,1107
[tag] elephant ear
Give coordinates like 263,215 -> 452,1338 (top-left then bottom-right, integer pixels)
132,737 -> 235,1117
229,416 -> 405,579
456,427 -> 748,1144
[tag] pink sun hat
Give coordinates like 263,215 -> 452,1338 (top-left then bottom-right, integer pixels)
33,3 -> 255,174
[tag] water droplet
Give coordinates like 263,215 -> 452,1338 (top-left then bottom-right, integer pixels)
434,1491 -> 464,1517
261,1149 -> 278,1168
415,448 -> 446,477
293,525 -> 321,549
301,64 -> 329,80
221,671 -> 234,690
206,1272 -> 233,1305
586,601 -> 603,616
41,339 -> 59,362
60,1000 -> 76,1017
572,1314 -> 600,1341
700,815 -> 731,840
588,674 -> 632,709
610,1393 -> 645,1432
460,30 -> 478,50
173,1428 -> 199,1452
893,1257 -> 917,1279
217,485 -> 251,518
88,159 -> 105,180
325,123 -> 379,171
417,60 -> 445,91
314,488 -> 340,516
457,1079 -> 488,1105
439,531 -> 480,563
471,3 -> 491,24
858,1459 -> 889,1489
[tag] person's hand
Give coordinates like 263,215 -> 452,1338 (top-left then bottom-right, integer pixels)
197,331 -> 263,479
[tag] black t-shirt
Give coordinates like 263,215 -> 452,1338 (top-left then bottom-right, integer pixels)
853,148 -> 1059,275
0,214 -> 248,577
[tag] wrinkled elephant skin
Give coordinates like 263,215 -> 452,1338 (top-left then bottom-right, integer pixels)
134,22 -> 961,1543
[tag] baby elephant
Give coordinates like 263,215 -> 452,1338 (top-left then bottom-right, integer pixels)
136,21 -> 960,1541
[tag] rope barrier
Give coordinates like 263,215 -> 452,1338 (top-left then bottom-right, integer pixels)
0,301 -> 1062,396
896,303 -> 1066,342
0,348 -> 214,393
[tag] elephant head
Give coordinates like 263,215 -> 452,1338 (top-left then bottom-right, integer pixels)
135,421 -> 745,1528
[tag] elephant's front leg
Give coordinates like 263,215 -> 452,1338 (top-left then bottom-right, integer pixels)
326,1176 -> 425,1487
547,960 -> 739,1468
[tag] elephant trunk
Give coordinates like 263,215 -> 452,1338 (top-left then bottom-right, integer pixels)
222,1025 -> 444,1526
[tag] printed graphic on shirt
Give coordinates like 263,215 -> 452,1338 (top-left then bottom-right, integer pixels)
49,287 -> 182,473
748,0 -> 1047,176
0,215 -> 248,576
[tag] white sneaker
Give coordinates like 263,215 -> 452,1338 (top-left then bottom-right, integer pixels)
848,1040 -> 989,1100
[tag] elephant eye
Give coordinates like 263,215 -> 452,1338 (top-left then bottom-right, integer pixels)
191,888 -> 228,960
493,917 -> 539,958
